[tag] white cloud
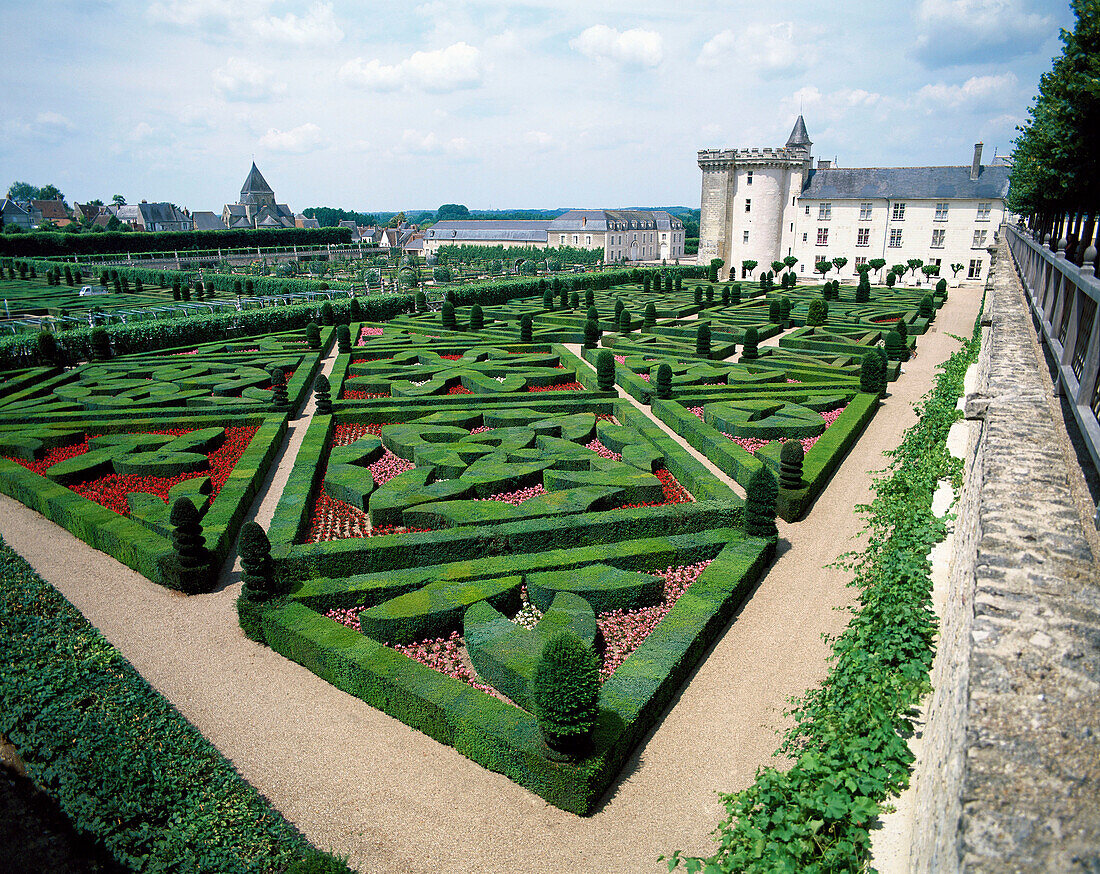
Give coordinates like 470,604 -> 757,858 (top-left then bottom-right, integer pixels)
524,130 -> 552,147
146,0 -> 269,28
400,129 -> 472,156
34,111 -> 75,131
570,26 -> 663,68
213,58 -> 286,102
916,73 -> 1018,107
913,0 -> 1051,66
252,2 -> 343,45
699,23 -> 806,76
130,122 -> 156,141
340,43 -> 484,93
259,123 -> 323,153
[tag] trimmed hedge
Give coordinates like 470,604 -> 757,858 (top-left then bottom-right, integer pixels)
0,227 -> 352,258
0,535 -> 350,873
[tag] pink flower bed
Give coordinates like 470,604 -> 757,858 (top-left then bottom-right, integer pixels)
614,355 -> 626,365
356,327 -> 385,344
527,382 -> 584,392
440,354 -> 463,360
477,484 -> 547,505
689,404 -> 848,455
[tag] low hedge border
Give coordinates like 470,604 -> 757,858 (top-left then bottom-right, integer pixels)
666,310 -> 981,872
0,413 -> 286,592
254,531 -> 771,815
0,535 -> 351,873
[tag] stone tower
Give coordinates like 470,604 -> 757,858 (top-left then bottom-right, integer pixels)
240,162 -> 276,211
697,116 -> 813,280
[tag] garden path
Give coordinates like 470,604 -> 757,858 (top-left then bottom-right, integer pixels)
0,289 -> 981,874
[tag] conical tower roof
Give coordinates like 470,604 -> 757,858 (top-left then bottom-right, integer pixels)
786,115 -> 812,149
241,162 -> 274,198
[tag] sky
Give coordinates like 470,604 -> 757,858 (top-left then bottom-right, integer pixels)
0,0 -> 1075,215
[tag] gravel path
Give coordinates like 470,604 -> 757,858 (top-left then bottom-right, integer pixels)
0,289 -> 980,874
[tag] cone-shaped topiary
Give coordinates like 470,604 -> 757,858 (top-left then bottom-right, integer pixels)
349,298 -> 362,320
642,275 -> 651,293
586,305 -> 599,323
936,278 -> 947,295
859,349 -> 887,395
36,331 -> 58,366
741,326 -> 758,360
856,272 -> 871,303
542,288 -> 554,310
618,310 -> 632,334
531,632 -> 600,754
570,291 -> 580,309
655,363 -> 673,400
696,322 -> 711,357
694,286 -> 703,305
585,289 -> 594,308
721,287 -> 730,305
469,304 -> 484,330
415,290 -> 427,313
270,367 -> 289,411
314,374 -> 332,414
320,301 -> 334,326
884,330 -> 910,361
169,496 -> 208,571
520,314 -> 533,343
441,300 -> 457,330
919,294 -> 934,319
780,296 -> 792,326
336,324 -> 351,353
807,298 -> 827,326
614,299 -> 625,321
675,276 -> 682,292
90,327 -> 111,361
706,286 -> 714,304
730,283 -> 742,304
239,521 -> 274,599
768,298 -> 782,323
305,322 -> 321,349
644,302 -> 657,329
896,319 -> 908,340
744,466 -> 778,538
583,319 -> 599,349
596,350 -> 615,391
779,440 -> 804,490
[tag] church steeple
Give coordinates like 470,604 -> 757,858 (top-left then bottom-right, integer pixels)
786,115 -> 812,152
240,162 -> 275,208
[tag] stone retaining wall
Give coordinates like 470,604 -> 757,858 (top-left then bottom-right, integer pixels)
908,240 -> 1100,872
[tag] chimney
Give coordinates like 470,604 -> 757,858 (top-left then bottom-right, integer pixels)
817,159 -> 832,170
971,143 -> 983,180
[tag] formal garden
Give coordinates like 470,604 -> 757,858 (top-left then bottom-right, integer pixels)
0,251 -> 971,872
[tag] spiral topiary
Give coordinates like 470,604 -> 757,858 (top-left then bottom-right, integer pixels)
520,314 -> 533,343
741,326 -> 758,360
696,322 -> 711,357
239,521 -> 274,599
614,298 -> 625,321
583,319 -> 599,349
169,497 -> 210,592
313,374 -> 332,414
706,286 -> 714,304
618,310 -> 632,334
585,289 -> 595,308
415,290 -> 427,313
655,363 -> 673,400
744,465 -> 778,539
570,291 -> 580,309
644,302 -> 657,329
721,287 -> 731,306
320,301 -> 334,326
596,350 -> 615,391
856,271 -> 871,303
542,288 -> 554,310
305,322 -> 321,349
779,440 -> 804,490
780,296 -> 792,326
270,367 -> 289,412
730,283 -> 742,304
531,632 -> 601,755
336,324 -> 351,353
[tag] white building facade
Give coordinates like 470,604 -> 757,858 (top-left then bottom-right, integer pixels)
698,117 -> 1010,284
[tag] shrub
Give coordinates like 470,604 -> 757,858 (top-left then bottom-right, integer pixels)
696,322 -> 711,357
768,298 -> 782,323
320,301 -> 334,326
919,294 -> 934,319
884,330 -> 910,361
313,374 -> 332,414
270,367 -> 290,412
741,326 -> 758,360
469,304 -> 484,330
433,265 -> 452,283
642,275 -> 651,293
936,278 -> 947,295
706,286 -> 714,304
614,298 -> 625,321
349,298 -> 362,320
305,322 -> 321,349
181,285 -> 191,302
886,272 -> 896,288
570,291 -> 580,309
239,522 -> 275,600
807,299 -> 827,326
336,324 -> 351,353
63,265 -> 73,286
415,291 -> 427,313
896,319 -> 908,341
743,466 -> 778,538
585,289 -> 594,308
441,300 -> 457,330
655,363 -> 673,400
531,632 -> 600,754
619,310 -> 632,334
520,314 -> 533,343
233,279 -> 243,296
596,350 -> 615,391
779,440 -> 804,490
860,350 -> 887,395
730,283 -> 742,304
583,319 -> 599,349
779,296 -> 792,325
543,288 -> 554,310
856,272 -> 871,303
721,287 -> 730,306
90,326 -> 111,360
99,270 -> 109,287
694,286 -> 703,305
35,330 -> 58,366
586,305 -> 599,324
675,276 -> 682,292
169,497 -> 209,585
520,260 -> 538,275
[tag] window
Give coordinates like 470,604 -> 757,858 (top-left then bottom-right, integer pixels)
585,235 -> 592,245
805,204 -> 811,215
802,233 -> 808,242
977,202 -> 991,221
892,203 -> 906,221
572,235 -> 578,244
818,202 -> 832,220
743,230 -> 749,243
559,235 -> 565,245
816,228 -> 829,246
859,202 -> 873,220
746,171 -> 753,185
935,202 -> 949,221
855,256 -> 868,267
931,229 -> 946,248
856,228 -> 870,247
889,228 -> 903,247
745,199 -> 751,213
972,229 -> 988,248
968,259 -> 982,279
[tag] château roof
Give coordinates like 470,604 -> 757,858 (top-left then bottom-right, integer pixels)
801,165 -> 1011,200
786,115 -> 812,148
241,162 -> 274,198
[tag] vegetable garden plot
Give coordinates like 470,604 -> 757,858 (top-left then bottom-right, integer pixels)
243,398 -> 770,813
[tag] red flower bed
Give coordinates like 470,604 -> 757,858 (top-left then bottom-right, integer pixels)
440,354 -> 463,361
4,426 -> 258,517
527,382 -> 584,392
447,385 -> 474,394
342,390 -> 389,400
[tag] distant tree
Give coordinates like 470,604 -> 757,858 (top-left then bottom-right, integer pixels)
112,194 -> 126,206
770,260 -> 785,275
950,262 -> 965,277
783,255 -> 798,270
38,184 -> 64,202
906,258 -> 924,278
814,260 -> 832,280
106,214 -> 122,232
741,259 -> 758,278
435,204 -> 470,222
868,258 -> 887,279
921,264 -> 940,283
832,257 -> 848,275
8,181 -> 38,201
387,211 -> 408,228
